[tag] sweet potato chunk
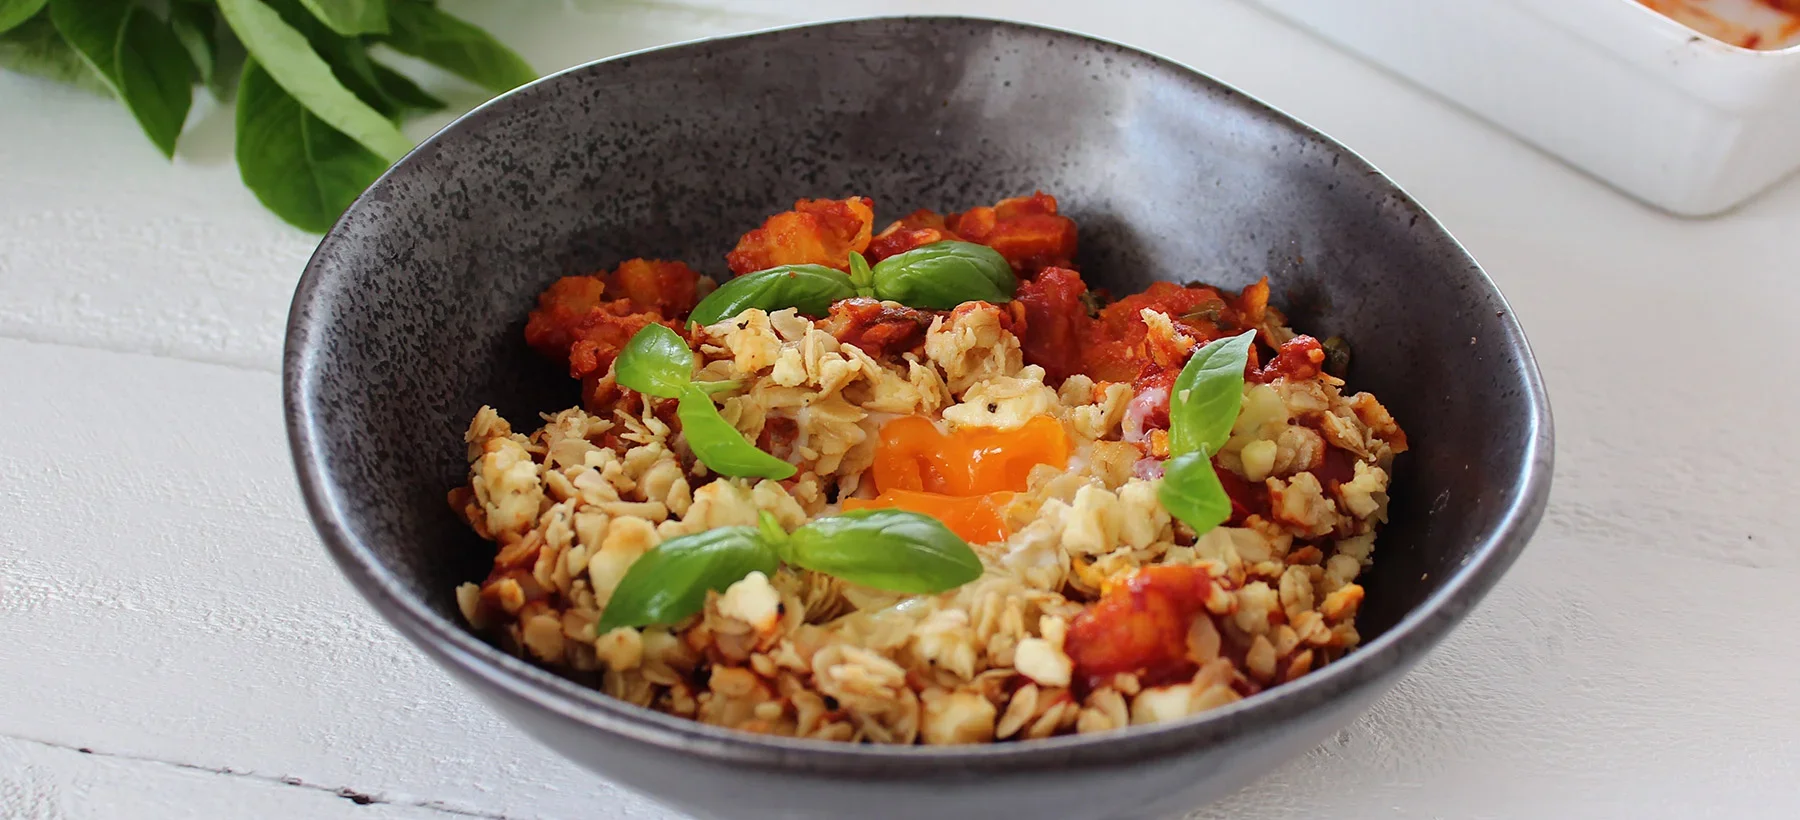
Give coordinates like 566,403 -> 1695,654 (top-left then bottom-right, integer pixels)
818,297 -> 935,358
566,308 -> 666,381
1014,266 -> 1089,385
1249,335 -> 1325,384
867,209 -> 961,262
606,258 -> 702,318
524,275 -> 610,361
947,192 -> 1078,273
725,197 -> 875,275
523,258 -> 701,375
1066,564 -> 1220,690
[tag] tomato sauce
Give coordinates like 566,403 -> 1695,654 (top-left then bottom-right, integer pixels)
1064,564 -> 1222,692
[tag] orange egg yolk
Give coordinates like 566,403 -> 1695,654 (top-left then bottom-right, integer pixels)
854,414 -> 1071,543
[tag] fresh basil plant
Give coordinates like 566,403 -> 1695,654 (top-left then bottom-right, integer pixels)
597,510 -> 983,630
1157,329 -> 1257,534
2,0 -> 535,232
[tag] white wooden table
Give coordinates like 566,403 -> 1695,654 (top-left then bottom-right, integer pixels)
4,1 -> 1798,817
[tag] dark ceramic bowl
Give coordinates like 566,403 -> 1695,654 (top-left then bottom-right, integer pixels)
285,15 -> 1552,820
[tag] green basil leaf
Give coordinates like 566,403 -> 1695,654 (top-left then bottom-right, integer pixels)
218,0 -> 411,160
367,57 -> 442,114
235,58 -> 389,233
0,0 -> 49,35
0,13 -> 108,93
1157,451 -> 1231,535
167,0 -> 216,84
310,34 -> 438,118
687,264 -> 857,328
1167,329 -> 1256,458
786,509 -> 982,594
595,527 -> 779,631
870,240 -> 1016,310
614,323 -> 694,400
49,0 -> 194,158
675,386 -> 796,480
295,0 -> 383,37
320,38 -> 397,116
384,0 -> 531,93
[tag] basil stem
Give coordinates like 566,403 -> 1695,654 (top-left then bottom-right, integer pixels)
687,264 -> 860,328
1167,330 -> 1256,458
870,240 -> 1016,309
784,508 -> 982,594
595,526 -> 779,631
847,250 -> 875,291
757,510 -> 790,548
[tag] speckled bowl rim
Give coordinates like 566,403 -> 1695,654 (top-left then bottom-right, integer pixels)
285,14 -> 1554,777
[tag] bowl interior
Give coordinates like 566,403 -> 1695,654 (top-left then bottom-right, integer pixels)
290,15 -> 1545,747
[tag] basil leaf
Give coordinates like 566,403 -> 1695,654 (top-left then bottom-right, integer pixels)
786,509 -> 982,594
384,0 -> 531,93
367,57 -> 442,114
614,323 -> 694,400
687,264 -> 857,328
312,34 -> 438,118
235,58 -> 389,232
0,13 -> 108,93
1157,451 -> 1231,535
49,0 -> 194,158
295,0 -> 384,37
871,240 -> 1016,310
218,0 -> 411,160
675,386 -> 796,480
595,527 -> 779,631
1167,330 -> 1256,458
167,0 -> 216,84
0,0 -> 48,35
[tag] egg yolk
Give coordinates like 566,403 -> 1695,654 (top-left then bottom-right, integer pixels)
870,415 -> 1071,496
855,414 -> 1071,543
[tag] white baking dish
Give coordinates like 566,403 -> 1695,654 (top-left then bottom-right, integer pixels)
1249,0 -> 1800,216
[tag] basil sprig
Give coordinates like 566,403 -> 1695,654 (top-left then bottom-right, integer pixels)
6,0 -> 534,232
869,240 -> 1015,309
1157,330 -> 1257,534
615,324 -> 796,480
597,510 -> 983,630
686,240 -> 1018,326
